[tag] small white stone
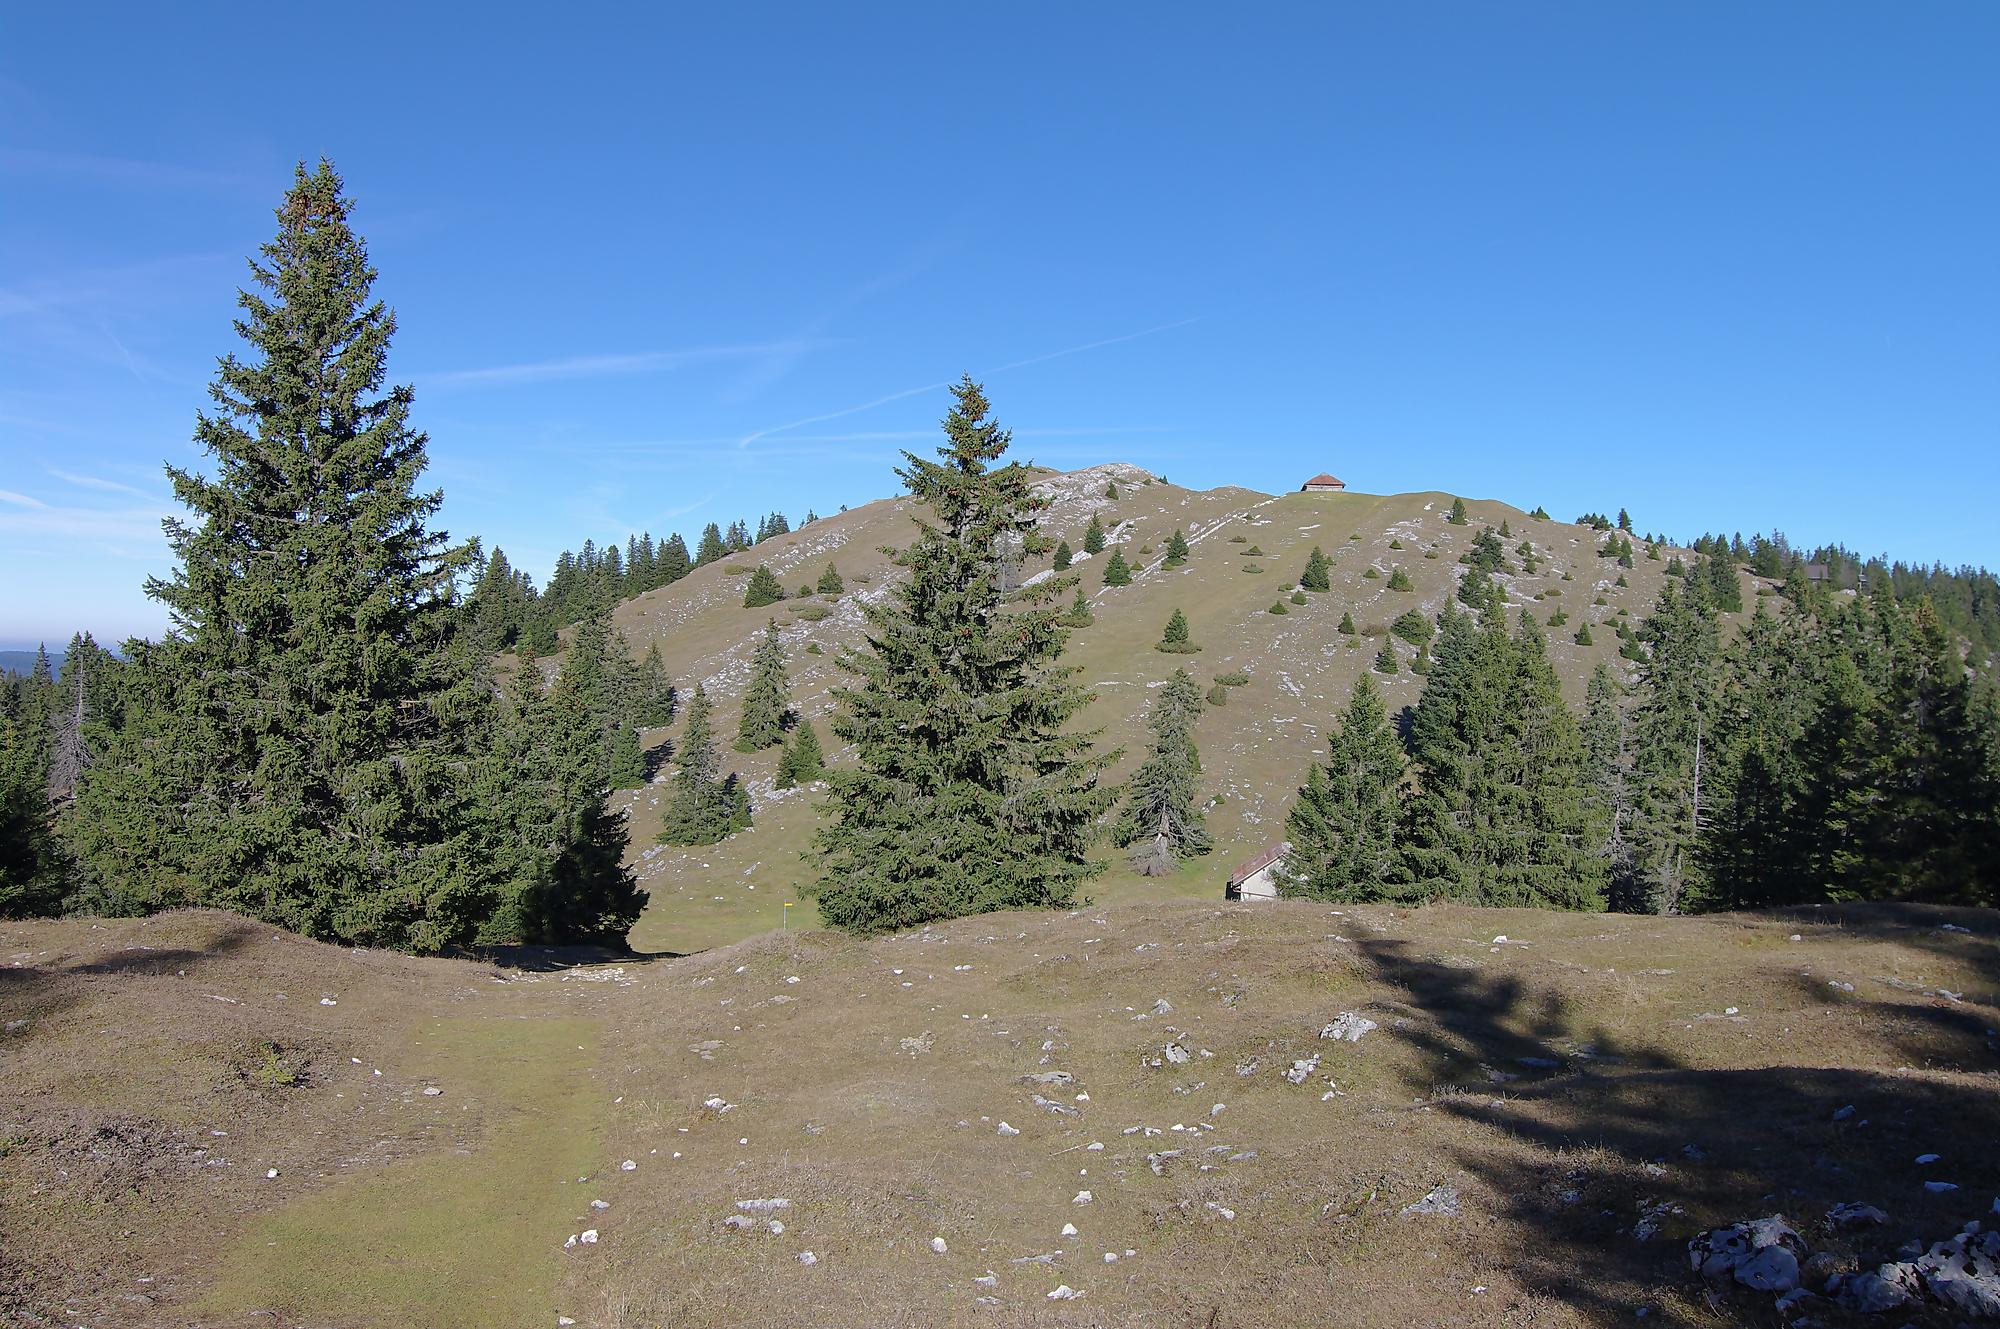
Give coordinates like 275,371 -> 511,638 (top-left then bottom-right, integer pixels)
975,1272 -> 998,1287
798,1250 -> 818,1265
265,1168 -> 279,1179
997,1121 -> 1019,1136
579,1229 -> 598,1244
1211,1103 -> 1226,1116
590,1199 -> 609,1210
1073,1190 -> 1093,1204
931,1236 -> 948,1254
769,1220 -> 784,1234
559,1318 -> 577,1326
1061,1222 -> 1078,1236
738,1137 -> 749,1146
319,997 -> 337,1006
620,1159 -> 637,1171
1916,1153 -> 1941,1164
1085,1142 -> 1103,1151
422,1086 -> 443,1096
1047,1284 -> 1083,1300
1104,1251 -> 1118,1262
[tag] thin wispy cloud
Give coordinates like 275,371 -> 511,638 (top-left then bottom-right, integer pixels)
47,469 -> 164,501
0,146 -> 258,193
0,489 -> 51,510
734,316 -> 1201,449
420,339 -> 829,390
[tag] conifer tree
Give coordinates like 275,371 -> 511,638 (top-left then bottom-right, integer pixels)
1082,513 -> 1106,555
632,641 -> 676,727
1373,641 -> 1398,673
1391,609 -> 1433,646
1338,611 -> 1357,636
658,683 -> 750,845
811,377 -> 1111,933
1156,608 -> 1200,653
65,161 -> 504,952
476,651 -> 646,944
1624,577 -> 1721,912
1300,546 -> 1331,592
1105,481 -> 1119,499
1164,528 -> 1190,567
1102,548 -> 1132,586
1053,540 -> 1073,571
1116,668 -> 1210,875
45,633 -> 115,806
1387,567 -> 1413,591
1397,606 -> 1603,908
743,565 -> 785,608
736,620 -> 792,751
657,533 -> 692,585
774,717 -> 825,790
1581,661 -> 1639,906
0,711 -> 65,917
817,564 -> 845,596
1062,590 -> 1095,627
1282,674 -> 1404,900
696,523 -> 726,565
1466,527 -> 1508,573
1696,600 -> 1814,908
1447,497 -> 1469,525
1703,554 -> 1745,612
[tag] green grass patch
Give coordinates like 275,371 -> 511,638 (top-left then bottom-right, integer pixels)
202,1017 -> 606,1329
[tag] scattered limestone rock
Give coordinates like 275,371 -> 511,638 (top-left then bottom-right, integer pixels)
1689,1217 -> 1805,1294
975,1272 -> 998,1288
736,1198 -> 791,1212
422,1086 -> 443,1096
930,1236 -> 948,1254
1021,1070 -> 1074,1087
1284,1054 -> 1321,1084
1825,1201 -> 1887,1228
1073,1190 -> 1092,1204
798,1250 -> 818,1266
1402,1185 -> 1461,1218
1047,1285 -> 1084,1300
996,1121 -> 1020,1137
1322,1012 -> 1378,1042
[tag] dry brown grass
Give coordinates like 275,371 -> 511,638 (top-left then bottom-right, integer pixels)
10,899 -> 1993,1326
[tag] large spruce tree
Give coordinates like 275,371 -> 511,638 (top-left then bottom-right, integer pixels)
1281,673 -> 1405,900
811,377 -> 1112,933
1115,668 -> 1210,875
67,162 -> 504,951
1397,606 -> 1602,908
1624,577 -> 1721,912
736,620 -> 792,751
658,683 -> 750,846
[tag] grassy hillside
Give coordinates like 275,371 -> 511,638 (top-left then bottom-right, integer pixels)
607,465 -> 1731,954
4,900 -> 1995,1326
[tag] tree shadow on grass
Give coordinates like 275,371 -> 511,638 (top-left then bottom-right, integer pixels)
0,916 -> 263,1026
1350,935 -> 2000,1325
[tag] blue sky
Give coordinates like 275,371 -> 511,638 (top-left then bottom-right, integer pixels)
3,4 -> 1996,647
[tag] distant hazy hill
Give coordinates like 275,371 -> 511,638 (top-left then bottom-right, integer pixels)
593,464 -> 1738,953
0,649 -> 59,677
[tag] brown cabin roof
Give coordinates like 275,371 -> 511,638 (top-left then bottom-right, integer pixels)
1228,842 -> 1289,887
1302,473 -> 1344,488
